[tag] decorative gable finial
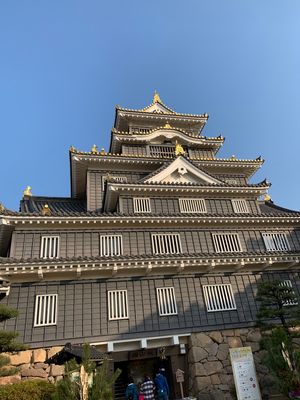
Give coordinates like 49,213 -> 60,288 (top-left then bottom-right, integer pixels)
164,123 -> 172,129
153,90 -> 162,103
41,204 -> 51,216
23,186 -> 32,197
175,141 -> 186,156
0,203 -> 4,213
264,193 -> 272,202
91,144 -> 98,154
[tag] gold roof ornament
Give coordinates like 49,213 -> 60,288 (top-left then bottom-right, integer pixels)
0,203 -> 4,213
23,186 -> 32,197
164,123 -> 172,129
69,145 -> 76,153
230,155 -> 236,160
175,141 -> 186,156
91,144 -> 98,154
153,90 -> 162,103
264,193 -> 272,202
100,148 -> 106,155
41,204 -> 51,216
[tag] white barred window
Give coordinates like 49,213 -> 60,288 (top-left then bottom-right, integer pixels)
203,284 -> 236,312
231,199 -> 249,214
262,233 -> 291,251
40,236 -> 59,259
100,235 -> 123,257
179,198 -> 207,213
133,198 -> 151,213
224,179 -> 238,185
212,233 -> 242,253
151,233 -> 182,255
34,294 -> 58,326
157,287 -> 177,316
108,290 -> 129,320
281,280 -> 298,306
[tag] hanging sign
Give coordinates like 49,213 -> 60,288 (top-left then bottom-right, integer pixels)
230,347 -> 262,400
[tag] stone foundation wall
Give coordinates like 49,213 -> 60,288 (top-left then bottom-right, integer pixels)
188,328 -> 275,400
0,346 -> 64,385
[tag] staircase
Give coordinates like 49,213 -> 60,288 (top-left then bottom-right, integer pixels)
114,374 -> 127,400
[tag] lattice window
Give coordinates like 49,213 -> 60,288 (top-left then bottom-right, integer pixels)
130,127 -> 151,134
281,280 -> 298,306
203,284 -> 236,312
149,145 -> 175,157
133,198 -> 151,213
102,175 -> 127,190
224,178 -> 238,185
179,198 -> 207,213
232,199 -> 249,214
40,236 -> 59,259
156,287 -> 177,316
108,290 -> 129,320
151,233 -> 182,255
34,294 -> 58,326
262,233 -> 291,251
100,235 -> 123,257
212,233 -> 242,253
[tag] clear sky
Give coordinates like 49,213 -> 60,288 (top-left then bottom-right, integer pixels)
0,1 -> 299,211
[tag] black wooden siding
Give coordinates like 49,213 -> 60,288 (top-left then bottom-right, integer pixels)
3,271 -> 300,348
11,228 -> 300,259
120,197 -> 260,215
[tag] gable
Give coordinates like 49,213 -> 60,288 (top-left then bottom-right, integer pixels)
142,102 -> 175,114
144,157 -> 223,185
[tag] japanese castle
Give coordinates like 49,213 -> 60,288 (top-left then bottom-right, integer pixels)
0,93 -> 299,398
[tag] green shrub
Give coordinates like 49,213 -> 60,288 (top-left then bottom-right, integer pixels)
0,379 -> 55,400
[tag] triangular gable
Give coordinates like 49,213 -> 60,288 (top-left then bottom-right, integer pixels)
142,102 -> 175,114
144,156 -> 223,185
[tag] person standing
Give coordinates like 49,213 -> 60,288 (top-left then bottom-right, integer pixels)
154,369 -> 169,400
125,376 -> 139,400
141,375 -> 155,400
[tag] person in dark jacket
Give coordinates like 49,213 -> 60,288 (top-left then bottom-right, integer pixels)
125,376 -> 139,400
154,369 -> 169,400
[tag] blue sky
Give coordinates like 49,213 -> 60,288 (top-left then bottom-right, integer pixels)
0,1 -> 299,210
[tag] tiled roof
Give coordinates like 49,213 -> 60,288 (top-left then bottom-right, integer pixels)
259,201 -> 300,215
20,196 -> 87,214
0,249 -> 298,265
47,343 -> 104,364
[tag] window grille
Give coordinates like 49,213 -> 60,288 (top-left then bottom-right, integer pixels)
40,236 -> 59,259
133,198 -> 151,213
151,233 -> 182,255
156,287 -> 177,316
224,179 -> 238,185
262,233 -> 291,251
281,280 -> 298,306
131,127 -> 151,134
212,233 -> 242,253
100,235 -> 123,257
179,198 -> 207,213
203,284 -> 237,312
102,176 -> 127,190
232,199 -> 249,214
149,145 -> 175,157
34,294 -> 58,326
108,290 -> 129,320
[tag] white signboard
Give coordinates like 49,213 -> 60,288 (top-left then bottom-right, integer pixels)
230,347 -> 262,400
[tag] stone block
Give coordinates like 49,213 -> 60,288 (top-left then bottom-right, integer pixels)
222,330 -> 235,337
190,363 -> 206,377
227,337 -> 242,348
34,362 -> 49,369
190,333 -> 212,347
33,349 -> 47,363
188,347 -> 208,363
247,330 -> 262,343
245,341 -> 260,352
203,361 -> 223,376
21,368 -> 48,378
210,374 -> 221,385
50,364 -> 65,377
195,375 -> 211,389
0,375 -> 21,385
206,342 -> 218,357
220,373 -> 233,385
8,350 -> 32,366
209,332 -> 223,344
47,346 -> 63,359
216,343 -> 229,361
